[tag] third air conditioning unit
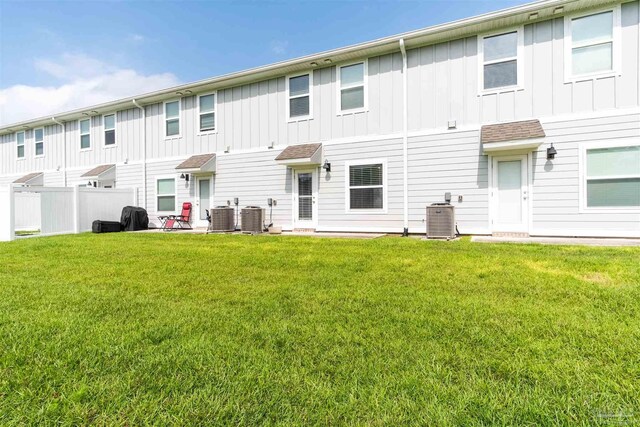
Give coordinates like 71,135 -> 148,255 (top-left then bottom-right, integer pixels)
426,204 -> 456,239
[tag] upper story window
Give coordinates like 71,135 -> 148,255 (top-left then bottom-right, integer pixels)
584,145 -> 640,210
346,160 -> 385,212
566,8 -> 620,80
338,61 -> 367,114
165,100 -> 180,138
80,119 -> 91,150
16,131 -> 25,159
287,73 -> 312,120
104,114 -> 116,146
198,93 -> 216,132
34,128 -> 44,157
480,29 -> 522,91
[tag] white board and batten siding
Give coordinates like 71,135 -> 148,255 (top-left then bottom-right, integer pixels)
406,1 -> 640,131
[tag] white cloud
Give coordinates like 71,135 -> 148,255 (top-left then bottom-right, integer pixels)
127,33 -> 146,43
0,54 -> 180,126
270,40 -> 289,55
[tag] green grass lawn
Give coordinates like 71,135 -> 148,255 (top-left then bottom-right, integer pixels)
1,233 -> 639,425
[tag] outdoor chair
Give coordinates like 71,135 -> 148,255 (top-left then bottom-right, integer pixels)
159,202 -> 193,230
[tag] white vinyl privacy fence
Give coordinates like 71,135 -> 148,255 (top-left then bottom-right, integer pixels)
0,185 -> 137,241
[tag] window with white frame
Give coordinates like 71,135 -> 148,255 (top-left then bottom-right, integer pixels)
16,131 -> 25,159
348,162 -> 384,210
287,74 -> 311,119
104,114 -> 116,146
585,145 -> 640,208
165,100 -> 180,137
567,9 -> 617,78
157,178 -> 176,212
34,128 -> 44,156
80,119 -> 91,150
480,30 -> 521,90
198,94 -> 216,132
338,62 -> 366,113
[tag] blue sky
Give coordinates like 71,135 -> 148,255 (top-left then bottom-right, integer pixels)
0,0 -> 530,125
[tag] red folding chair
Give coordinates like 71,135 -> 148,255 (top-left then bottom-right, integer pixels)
159,202 -> 192,230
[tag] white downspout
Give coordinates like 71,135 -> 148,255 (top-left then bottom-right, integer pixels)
399,39 -> 409,236
52,117 -> 66,186
132,99 -> 147,209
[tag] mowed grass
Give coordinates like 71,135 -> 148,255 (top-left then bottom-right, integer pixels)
0,233 -> 639,425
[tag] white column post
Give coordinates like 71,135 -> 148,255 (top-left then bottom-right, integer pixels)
73,186 -> 80,234
0,185 -> 15,242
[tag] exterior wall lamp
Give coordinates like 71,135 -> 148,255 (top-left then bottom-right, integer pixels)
322,159 -> 331,172
546,143 -> 557,160
180,173 -> 190,181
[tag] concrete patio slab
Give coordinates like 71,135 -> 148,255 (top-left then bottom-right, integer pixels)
471,236 -> 640,247
264,231 -> 386,239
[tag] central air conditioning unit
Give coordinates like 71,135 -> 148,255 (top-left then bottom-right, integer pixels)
241,206 -> 265,234
426,204 -> 456,239
210,206 -> 235,232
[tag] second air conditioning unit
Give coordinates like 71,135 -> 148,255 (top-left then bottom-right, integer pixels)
241,206 -> 265,234
210,206 -> 235,232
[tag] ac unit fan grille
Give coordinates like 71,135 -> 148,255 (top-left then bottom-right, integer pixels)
426,205 -> 455,239
210,207 -> 235,232
241,207 -> 265,234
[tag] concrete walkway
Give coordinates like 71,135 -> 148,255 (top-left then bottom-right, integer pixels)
138,228 -> 385,239
471,236 -> 640,247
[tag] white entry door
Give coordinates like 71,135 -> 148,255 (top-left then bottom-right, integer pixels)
293,169 -> 317,229
195,176 -> 212,227
492,155 -> 529,233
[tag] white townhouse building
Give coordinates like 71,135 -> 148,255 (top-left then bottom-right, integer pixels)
1,0 -> 639,237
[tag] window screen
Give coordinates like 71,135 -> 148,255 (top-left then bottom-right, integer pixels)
571,11 -> 614,76
199,94 -> 215,131
349,163 -> 383,210
482,32 -> 518,90
35,128 -> 44,155
17,131 -> 25,158
104,114 -> 116,146
165,101 -> 180,137
340,63 -> 365,111
157,178 -> 176,212
288,74 -> 310,118
586,146 -> 640,207
80,119 -> 90,149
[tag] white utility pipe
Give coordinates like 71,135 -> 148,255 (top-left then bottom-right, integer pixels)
51,117 -> 66,186
132,99 -> 147,209
399,39 -> 409,236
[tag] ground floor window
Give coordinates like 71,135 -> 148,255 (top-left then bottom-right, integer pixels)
157,178 -> 176,212
585,145 -> 640,208
347,161 -> 385,211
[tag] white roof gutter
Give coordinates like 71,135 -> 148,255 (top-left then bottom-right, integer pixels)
51,117 -> 66,186
132,99 -> 147,210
